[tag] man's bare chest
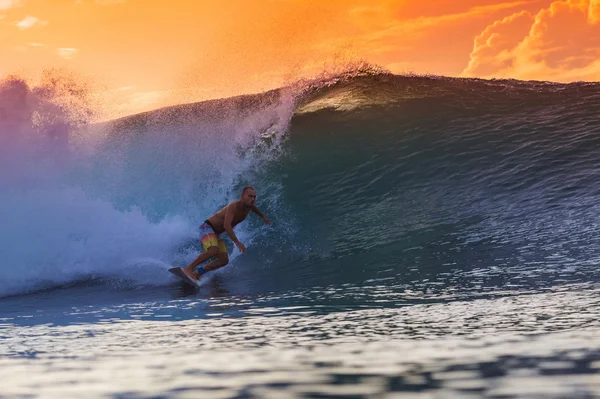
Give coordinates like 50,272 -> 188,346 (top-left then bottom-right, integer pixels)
232,209 -> 251,225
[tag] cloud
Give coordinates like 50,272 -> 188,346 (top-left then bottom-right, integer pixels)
463,10 -> 534,76
95,0 -> 126,4
589,0 -> 600,23
57,48 -> 78,59
353,1 -> 532,44
0,0 -> 22,10
72,0 -> 125,4
15,16 -> 47,29
463,0 -> 600,82
340,0 -> 535,64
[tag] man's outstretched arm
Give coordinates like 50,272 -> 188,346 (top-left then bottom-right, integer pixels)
251,205 -> 270,225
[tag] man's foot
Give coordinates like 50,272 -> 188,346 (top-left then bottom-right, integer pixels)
182,267 -> 199,281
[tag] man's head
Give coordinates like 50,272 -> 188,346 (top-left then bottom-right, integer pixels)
241,186 -> 256,206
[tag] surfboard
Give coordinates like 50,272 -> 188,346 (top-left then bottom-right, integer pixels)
168,267 -> 200,288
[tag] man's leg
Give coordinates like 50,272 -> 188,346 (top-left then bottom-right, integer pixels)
183,246 -> 218,279
197,239 -> 229,275
201,251 -> 229,273
182,229 -> 220,280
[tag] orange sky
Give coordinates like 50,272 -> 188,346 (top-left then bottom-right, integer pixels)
1,0 -> 599,119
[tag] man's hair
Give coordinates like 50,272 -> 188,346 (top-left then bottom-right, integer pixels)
242,186 -> 255,196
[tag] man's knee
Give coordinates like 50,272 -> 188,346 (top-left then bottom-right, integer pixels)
218,253 -> 229,266
206,246 -> 219,256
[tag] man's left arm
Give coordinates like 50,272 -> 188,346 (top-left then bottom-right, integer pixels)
251,205 -> 270,225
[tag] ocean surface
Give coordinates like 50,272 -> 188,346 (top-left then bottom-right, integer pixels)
1,68 -> 600,398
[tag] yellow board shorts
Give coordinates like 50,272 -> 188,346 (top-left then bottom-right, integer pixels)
199,222 -> 227,261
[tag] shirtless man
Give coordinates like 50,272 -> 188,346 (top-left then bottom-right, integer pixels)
182,186 -> 270,281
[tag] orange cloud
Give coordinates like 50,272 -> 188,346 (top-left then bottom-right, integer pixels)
463,0 -> 600,81
15,15 -> 47,29
349,1 -> 532,50
463,10 -> 534,76
589,0 -> 600,23
95,0 -> 126,4
57,48 -> 78,60
0,0 -> 22,11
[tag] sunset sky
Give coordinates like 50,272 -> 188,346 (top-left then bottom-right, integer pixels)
1,0 -> 599,119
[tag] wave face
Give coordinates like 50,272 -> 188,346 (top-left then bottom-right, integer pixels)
1,71 -> 600,298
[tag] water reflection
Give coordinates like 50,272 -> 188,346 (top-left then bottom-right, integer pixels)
1,285 -> 599,398
169,275 -> 232,299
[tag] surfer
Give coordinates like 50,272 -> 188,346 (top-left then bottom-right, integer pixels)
182,186 -> 270,281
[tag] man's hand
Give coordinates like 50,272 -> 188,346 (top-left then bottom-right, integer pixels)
263,218 -> 271,225
235,241 -> 247,253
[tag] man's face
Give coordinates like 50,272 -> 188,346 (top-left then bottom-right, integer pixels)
242,189 -> 256,206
